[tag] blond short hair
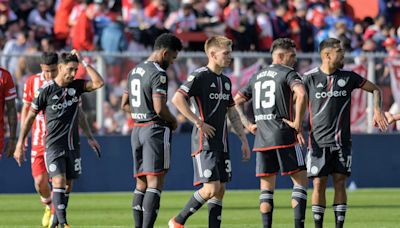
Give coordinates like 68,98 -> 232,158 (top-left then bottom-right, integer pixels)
204,36 -> 232,54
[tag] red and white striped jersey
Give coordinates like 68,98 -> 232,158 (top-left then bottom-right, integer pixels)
23,73 -> 47,151
0,68 -> 17,153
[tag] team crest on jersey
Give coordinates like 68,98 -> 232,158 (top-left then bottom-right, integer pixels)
34,90 -> 40,98
187,75 -> 195,81
160,75 -> 166,84
68,88 -> 76,96
337,79 -> 347,87
224,82 -> 230,91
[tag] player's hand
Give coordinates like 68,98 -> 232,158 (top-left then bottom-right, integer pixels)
246,123 -> 257,135
5,138 -> 16,158
196,120 -> 216,138
71,49 -> 83,62
296,132 -> 306,148
373,110 -> 389,131
282,118 -> 301,133
170,119 -> 178,131
88,138 -> 101,158
384,111 -> 395,124
241,141 -> 251,161
13,142 -> 26,167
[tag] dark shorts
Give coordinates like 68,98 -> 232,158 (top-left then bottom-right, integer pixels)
45,149 -> 81,179
192,150 -> 232,186
131,124 -> 171,177
306,144 -> 352,178
256,144 -> 306,176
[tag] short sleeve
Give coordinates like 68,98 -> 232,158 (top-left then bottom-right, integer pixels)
227,79 -> 235,107
31,88 -> 47,113
74,79 -> 87,95
351,71 -> 367,89
238,78 -> 253,101
177,74 -> 201,97
151,72 -> 168,97
301,74 -> 310,94
2,70 -> 16,101
286,71 -> 303,90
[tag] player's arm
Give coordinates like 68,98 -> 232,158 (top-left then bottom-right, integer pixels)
78,107 -> 101,158
361,80 -> 388,131
5,98 -> 17,158
71,50 -> 105,92
14,109 -> 38,166
172,92 -> 215,138
283,83 -> 307,133
153,96 -> 178,130
233,94 -> 257,134
227,107 -> 251,161
121,92 -> 131,113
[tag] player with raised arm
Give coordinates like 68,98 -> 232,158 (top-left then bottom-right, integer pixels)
0,67 -> 17,160
168,35 -> 251,228
234,38 -> 308,228
303,38 -> 388,228
18,52 -> 100,227
120,33 -> 182,228
14,50 -> 104,228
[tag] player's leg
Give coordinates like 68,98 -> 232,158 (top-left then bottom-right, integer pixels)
279,145 -> 308,228
141,125 -> 171,228
133,176 -> 146,228
331,146 -> 352,228
257,150 -> 279,228
307,146 -> 331,228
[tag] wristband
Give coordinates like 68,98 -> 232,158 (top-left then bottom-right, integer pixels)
82,60 -> 89,68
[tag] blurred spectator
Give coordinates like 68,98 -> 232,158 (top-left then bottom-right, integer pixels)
100,16 -> 128,63
351,22 -> 365,53
164,1 -> 197,33
27,0 -> 54,36
256,11 -> 273,51
363,15 -> 386,41
331,21 -> 352,51
1,30 -> 29,80
70,3 -> 99,51
53,0 -> 74,48
0,0 -> 17,32
290,1 -> 314,52
143,0 -> 169,47
271,3 -> 290,39
324,0 -> 353,30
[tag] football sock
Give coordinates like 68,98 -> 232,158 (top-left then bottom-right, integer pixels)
175,190 -> 206,225
142,188 -> 161,228
292,185 -> 307,228
260,189 -> 274,228
208,198 -> 223,228
312,205 -> 326,228
132,189 -> 145,228
333,203 -> 347,228
52,188 -> 67,225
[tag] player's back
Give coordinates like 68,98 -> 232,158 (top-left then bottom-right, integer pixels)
240,64 -> 302,151
0,68 -> 16,149
127,61 -> 169,126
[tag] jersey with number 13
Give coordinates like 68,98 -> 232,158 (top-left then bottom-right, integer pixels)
238,64 -> 303,151
126,61 -> 169,125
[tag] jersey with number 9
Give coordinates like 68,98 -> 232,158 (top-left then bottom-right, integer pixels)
238,64 -> 303,151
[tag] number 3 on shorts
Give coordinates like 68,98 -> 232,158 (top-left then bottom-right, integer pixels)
74,158 -> 82,173
225,160 -> 232,173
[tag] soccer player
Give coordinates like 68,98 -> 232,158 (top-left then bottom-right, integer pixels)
0,67 -> 17,160
120,33 -> 182,228
14,50 -> 104,228
19,52 -> 101,227
168,35 -> 251,228
303,38 -> 388,228
234,38 -> 308,228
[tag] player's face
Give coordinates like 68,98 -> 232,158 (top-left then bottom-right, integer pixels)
59,61 -> 79,84
330,44 -> 345,69
281,48 -> 297,67
212,45 -> 232,68
40,64 -> 58,81
161,49 -> 179,70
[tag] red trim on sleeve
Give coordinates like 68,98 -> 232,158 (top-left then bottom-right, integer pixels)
237,91 -> 250,101
177,88 -> 189,97
359,78 -> 367,88
290,81 -> 302,90
30,107 -> 40,114
152,93 -> 167,97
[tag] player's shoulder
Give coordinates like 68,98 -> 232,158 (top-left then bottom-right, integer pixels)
40,80 -> 54,90
191,66 -> 209,77
303,67 -> 319,77
0,67 -> 12,79
336,68 -> 360,77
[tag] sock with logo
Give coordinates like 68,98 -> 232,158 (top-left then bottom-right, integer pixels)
208,198 -> 223,228
312,205 -> 326,228
52,188 -> 67,225
132,189 -> 145,228
292,185 -> 307,228
175,190 -> 206,225
333,203 -> 347,228
142,188 -> 161,228
260,189 -> 274,228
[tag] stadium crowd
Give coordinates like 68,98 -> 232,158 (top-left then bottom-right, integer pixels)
1,0 -> 400,135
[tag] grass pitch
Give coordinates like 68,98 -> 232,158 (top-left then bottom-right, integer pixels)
0,189 -> 399,227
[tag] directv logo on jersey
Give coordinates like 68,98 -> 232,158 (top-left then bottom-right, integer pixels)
131,113 -> 147,119
209,93 -> 230,100
255,114 -> 277,121
315,90 -> 347,99
51,96 -> 79,110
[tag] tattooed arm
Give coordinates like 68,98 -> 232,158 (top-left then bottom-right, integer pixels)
227,107 -> 251,161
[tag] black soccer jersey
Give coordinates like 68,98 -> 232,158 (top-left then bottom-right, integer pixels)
238,64 -> 303,151
31,79 -> 87,151
303,67 -> 366,147
177,67 -> 235,155
126,61 -> 169,125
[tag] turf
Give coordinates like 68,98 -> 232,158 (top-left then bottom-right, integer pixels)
0,189 -> 399,227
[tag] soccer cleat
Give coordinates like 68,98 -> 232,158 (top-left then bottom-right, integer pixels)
42,205 -> 52,227
168,217 -> 184,228
48,214 -> 58,228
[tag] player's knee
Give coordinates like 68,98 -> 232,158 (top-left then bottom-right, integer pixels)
313,178 -> 327,191
333,177 -> 346,189
202,184 -> 221,198
291,198 -> 299,208
260,202 -> 272,213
